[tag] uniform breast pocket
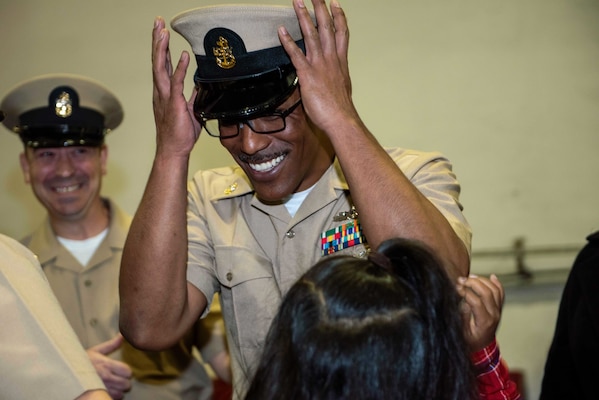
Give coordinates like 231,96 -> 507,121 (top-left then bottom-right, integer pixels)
213,245 -> 282,370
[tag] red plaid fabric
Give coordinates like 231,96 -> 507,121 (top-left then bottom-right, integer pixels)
472,338 -> 522,400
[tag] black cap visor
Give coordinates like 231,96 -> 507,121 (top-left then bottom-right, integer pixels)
193,63 -> 298,121
18,125 -> 105,148
17,106 -> 106,148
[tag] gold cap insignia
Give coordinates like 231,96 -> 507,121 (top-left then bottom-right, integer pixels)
213,36 -> 236,69
54,91 -> 73,118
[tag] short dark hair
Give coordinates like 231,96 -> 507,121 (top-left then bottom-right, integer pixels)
245,238 -> 477,400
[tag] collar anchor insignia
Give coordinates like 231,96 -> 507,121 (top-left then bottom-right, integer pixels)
223,182 -> 238,195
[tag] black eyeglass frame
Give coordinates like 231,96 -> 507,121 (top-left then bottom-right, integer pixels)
201,98 -> 303,139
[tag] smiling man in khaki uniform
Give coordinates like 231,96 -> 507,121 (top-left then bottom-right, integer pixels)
119,1 -> 472,399
1,74 -> 230,400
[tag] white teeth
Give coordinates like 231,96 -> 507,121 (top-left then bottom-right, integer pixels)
55,184 -> 79,193
249,154 -> 285,172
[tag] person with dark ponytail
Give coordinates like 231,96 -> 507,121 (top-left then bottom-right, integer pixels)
245,238 -> 520,400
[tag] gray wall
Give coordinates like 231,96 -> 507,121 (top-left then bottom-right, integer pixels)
2,1 -> 599,398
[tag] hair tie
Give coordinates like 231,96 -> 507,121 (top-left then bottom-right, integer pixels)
368,251 -> 393,272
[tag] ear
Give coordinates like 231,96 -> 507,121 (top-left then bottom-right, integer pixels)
19,151 -> 32,184
100,145 -> 108,176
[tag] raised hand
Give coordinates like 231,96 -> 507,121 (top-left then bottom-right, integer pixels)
456,274 -> 505,352
151,16 -> 201,159
278,0 -> 357,135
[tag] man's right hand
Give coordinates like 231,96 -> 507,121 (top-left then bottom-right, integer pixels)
86,334 -> 132,399
151,16 -> 200,159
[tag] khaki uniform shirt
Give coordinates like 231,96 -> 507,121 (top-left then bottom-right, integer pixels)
0,233 -> 105,400
186,147 -> 472,398
22,199 -> 222,400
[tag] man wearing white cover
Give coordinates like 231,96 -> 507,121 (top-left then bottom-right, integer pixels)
1,74 -> 230,399
120,1 -> 471,397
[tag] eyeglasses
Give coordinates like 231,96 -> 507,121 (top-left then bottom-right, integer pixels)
201,98 -> 303,139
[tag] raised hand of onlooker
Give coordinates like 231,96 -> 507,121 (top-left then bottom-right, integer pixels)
456,274 -> 504,352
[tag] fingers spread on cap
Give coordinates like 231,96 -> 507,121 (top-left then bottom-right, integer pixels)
330,0 -> 349,66
152,17 -> 173,98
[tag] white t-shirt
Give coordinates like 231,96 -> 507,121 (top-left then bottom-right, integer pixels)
57,228 -> 108,267
284,184 -> 315,217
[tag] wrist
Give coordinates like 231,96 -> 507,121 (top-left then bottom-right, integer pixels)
470,337 -> 499,371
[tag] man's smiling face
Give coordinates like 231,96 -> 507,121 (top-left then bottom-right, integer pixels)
19,145 -> 107,221
219,90 -> 333,203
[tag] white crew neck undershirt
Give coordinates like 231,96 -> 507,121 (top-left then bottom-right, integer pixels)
57,228 -> 109,267
284,184 -> 315,217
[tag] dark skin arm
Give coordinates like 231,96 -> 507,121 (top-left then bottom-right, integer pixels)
278,0 -> 469,279
119,17 -> 206,350
120,0 -> 470,350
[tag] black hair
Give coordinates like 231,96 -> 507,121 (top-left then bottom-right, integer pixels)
245,238 -> 477,400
